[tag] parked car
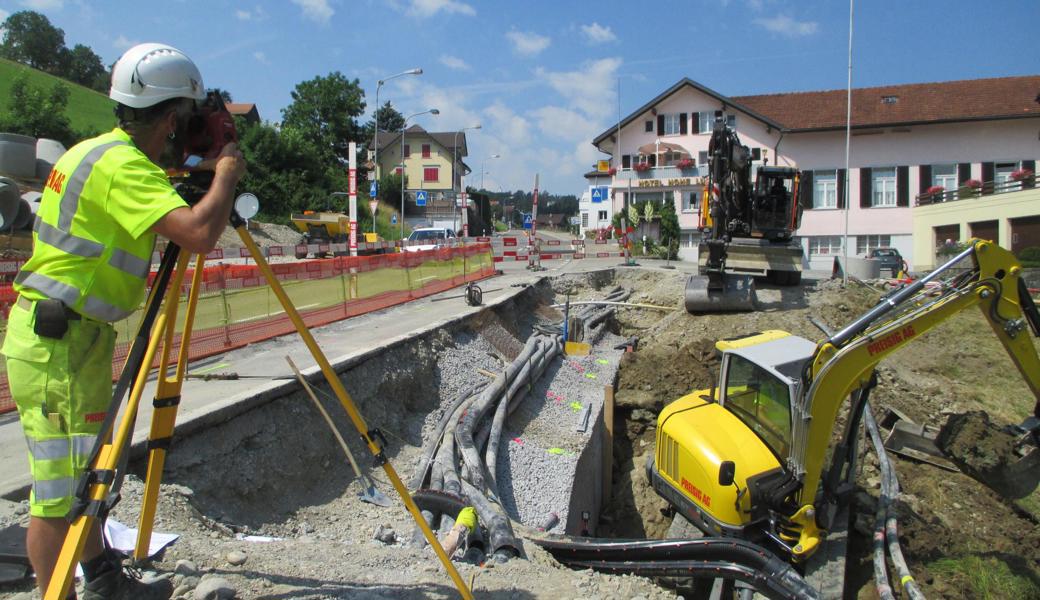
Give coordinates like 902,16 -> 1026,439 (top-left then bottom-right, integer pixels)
403,227 -> 457,252
868,247 -> 905,276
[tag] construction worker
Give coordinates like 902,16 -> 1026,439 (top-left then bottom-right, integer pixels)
1,43 -> 246,600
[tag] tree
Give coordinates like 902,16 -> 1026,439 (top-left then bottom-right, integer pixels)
0,73 -> 77,145
209,88 -> 233,104
280,71 -> 366,167
361,101 -> 405,147
658,199 -> 680,260
61,44 -> 107,91
0,11 -> 67,73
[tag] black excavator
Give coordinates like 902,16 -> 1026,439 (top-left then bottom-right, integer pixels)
685,119 -> 804,312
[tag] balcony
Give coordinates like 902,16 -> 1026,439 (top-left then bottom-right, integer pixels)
614,164 -> 709,182
915,172 -> 1037,206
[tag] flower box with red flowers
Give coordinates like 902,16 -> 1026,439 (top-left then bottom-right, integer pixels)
633,163 -> 652,173
1011,168 -> 1034,182
676,158 -> 695,170
965,179 -> 982,189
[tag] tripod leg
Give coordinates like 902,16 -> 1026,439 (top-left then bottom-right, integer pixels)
234,225 -> 474,600
135,252 -> 203,561
45,313 -> 170,600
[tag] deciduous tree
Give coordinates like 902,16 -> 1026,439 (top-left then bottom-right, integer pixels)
280,71 -> 365,167
0,73 -> 76,145
0,11 -> 67,74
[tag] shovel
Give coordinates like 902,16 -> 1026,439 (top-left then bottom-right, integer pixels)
286,357 -> 392,507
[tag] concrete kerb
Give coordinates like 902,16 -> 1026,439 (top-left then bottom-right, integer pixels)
0,271 -> 542,502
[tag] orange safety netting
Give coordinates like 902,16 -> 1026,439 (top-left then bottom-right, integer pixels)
0,244 -> 495,414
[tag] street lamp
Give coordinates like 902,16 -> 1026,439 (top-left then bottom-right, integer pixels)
400,108 -> 440,239
453,124 -> 481,235
372,68 -> 422,203
480,154 -> 500,192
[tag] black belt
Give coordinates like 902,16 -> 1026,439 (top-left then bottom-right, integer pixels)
17,295 -> 82,320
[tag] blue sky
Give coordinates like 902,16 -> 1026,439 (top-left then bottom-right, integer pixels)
1,0 -> 1036,196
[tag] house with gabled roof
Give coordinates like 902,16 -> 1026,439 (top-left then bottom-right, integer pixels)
588,75 -> 1040,269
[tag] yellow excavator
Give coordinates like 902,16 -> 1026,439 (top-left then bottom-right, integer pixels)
650,238 -> 1040,562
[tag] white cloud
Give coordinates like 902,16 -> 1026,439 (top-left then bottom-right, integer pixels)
0,8 -> 9,21
253,51 -> 270,65
483,101 -> 531,147
533,106 -> 595,142
291,0 -> 333,24
406,0 -> 476,18
235,9 -> 251,20
753,14 -> 818,37
439,54 -> 470,71
112,35 -> 139,51
580,22 -> 616,45
537,57 -> 621,121
506,29 -> 550,57
19,0 -> 63,10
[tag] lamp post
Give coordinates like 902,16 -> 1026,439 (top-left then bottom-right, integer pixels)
400,109 -> 440,239
372,68 -> 422,207
453,124 -> 481,236
479,154 -> 500,236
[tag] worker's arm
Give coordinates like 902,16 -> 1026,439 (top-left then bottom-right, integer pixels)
151,143 -> 247,254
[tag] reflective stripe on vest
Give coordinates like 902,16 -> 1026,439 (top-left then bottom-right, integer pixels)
14,270 -> 128,322
58,140 -> 128,231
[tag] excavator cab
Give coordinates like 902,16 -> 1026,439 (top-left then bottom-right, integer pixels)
752,168 -> 801,241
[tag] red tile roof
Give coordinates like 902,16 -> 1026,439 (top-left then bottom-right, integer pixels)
731,75 -> 1040,131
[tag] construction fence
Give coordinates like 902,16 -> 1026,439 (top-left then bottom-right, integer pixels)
0,243 -> 495,414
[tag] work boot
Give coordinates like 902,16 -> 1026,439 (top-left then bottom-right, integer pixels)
81,556 -> 173,600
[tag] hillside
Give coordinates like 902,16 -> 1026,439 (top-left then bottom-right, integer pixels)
0,57 -> 115,135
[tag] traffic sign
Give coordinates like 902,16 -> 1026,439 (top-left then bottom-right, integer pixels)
522,213 -> 533,230
416,190 -> 428,206
391,214 -> 398,225
591,186 -> 608,203
369,181 -> 377,198
369,200 -> 378,215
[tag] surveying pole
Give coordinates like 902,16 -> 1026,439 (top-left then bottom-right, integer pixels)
528,173 -> 542,270
348,141 -> 358,257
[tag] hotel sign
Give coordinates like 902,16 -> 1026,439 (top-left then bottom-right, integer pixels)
636,177 -> 704,188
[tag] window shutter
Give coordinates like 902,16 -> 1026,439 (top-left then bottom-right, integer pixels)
919,165 -> 932,194
657,115 -> 665,136
860,167 -> 873,208
679,113 -> 688,135
692,113 -> 701,134
1023,160 -> 1036,189
897,165 -> 909,207
799,170 -> 813,209
837,169 -> 846,209
958,163 -> 971,185
981,162 -> 994,185
622,155 -> 631,169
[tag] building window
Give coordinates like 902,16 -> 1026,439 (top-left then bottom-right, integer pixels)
995,161 -> 1019,187
681,232 -> 698,248
423,166 -> 439,182
698,150 -> 709,165
809,236 -> 842,255
726,114 -> 736,128
403,145 -> 410,158
663,114 -> 681,135
662,151 -> 685,166
856,235 -> 891,256
682,191 -> 697,212
645,120 -> 653,132
422,144 -> 431,158
581,212 -> 589,227
932,164 -> 957,190
598,210 -> 608,221
872,167 -> 897,207
813,170 -> 837,209
698,112 -> 713,133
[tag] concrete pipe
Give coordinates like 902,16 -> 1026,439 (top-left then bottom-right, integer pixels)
11,198 -> 33,230
0,133 -> 37,179
0,177 -> 22,230
35,138 -> 67,181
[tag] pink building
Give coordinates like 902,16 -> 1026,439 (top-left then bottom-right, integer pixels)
588,76 -> 1040,268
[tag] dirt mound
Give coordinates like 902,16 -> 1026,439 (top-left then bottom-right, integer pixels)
615,337 -> 718,410
217,221 -> 303,249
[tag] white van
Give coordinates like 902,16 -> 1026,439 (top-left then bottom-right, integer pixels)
403,227 -> 457,252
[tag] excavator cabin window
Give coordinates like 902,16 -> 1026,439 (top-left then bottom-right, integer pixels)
723,355 -> 793,459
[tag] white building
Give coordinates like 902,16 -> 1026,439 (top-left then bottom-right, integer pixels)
590,76 -> 1040,267
578,170 -> 614,238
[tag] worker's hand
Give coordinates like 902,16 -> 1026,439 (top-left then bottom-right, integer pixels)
214,143 -> 247,183
456,506 -> 478,531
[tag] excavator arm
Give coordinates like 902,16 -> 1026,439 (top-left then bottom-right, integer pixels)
782,239 -> 1040,559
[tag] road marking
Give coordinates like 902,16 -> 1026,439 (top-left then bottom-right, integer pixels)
191,362 -> 230,375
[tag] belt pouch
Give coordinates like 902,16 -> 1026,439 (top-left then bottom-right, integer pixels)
33,298 -> 70,339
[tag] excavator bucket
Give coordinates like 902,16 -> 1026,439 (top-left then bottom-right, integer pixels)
684,273 -> 756,313
936,411 -> 1040,499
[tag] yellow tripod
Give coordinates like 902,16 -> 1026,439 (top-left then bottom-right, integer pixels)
46,203 -> 473,600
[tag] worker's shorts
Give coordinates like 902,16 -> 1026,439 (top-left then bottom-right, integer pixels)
1,301 -> 114,518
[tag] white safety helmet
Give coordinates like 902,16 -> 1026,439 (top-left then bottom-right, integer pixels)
109,43 -> 205,109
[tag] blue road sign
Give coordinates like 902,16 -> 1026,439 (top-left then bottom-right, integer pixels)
522,213 -> 533,230
416,190 -> 428,206
391,214 -> 398,225
591,186 -> 608,203
370,181 -> 377,198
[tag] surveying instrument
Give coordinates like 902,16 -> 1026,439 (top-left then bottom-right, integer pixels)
44,178 -> 474,599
